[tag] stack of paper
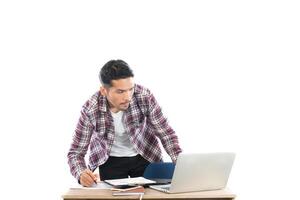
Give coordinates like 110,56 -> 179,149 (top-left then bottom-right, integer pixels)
105,176 -> 156,187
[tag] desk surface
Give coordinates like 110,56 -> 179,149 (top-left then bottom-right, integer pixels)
62,188 -> 236,200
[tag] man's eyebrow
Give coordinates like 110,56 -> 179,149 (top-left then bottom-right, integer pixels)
117,87 -> 134,91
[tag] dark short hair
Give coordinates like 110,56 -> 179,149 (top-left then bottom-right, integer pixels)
99,59 -> 134,87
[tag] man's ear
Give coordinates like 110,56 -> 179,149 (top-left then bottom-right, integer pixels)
100,86 -> 107,96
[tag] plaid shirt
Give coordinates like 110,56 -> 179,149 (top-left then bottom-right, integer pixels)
67,84 -> 182,180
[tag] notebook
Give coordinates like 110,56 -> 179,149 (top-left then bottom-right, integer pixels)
104,176 -> 156,188
150,152 -> 235,193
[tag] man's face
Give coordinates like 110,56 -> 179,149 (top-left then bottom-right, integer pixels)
100,77 -> 135,113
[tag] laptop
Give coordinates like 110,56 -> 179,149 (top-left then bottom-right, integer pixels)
150,152 -> 235,193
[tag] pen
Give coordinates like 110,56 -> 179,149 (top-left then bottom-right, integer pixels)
90,173 -> 97,185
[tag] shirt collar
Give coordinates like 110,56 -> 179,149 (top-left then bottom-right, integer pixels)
98,93 -> 109,113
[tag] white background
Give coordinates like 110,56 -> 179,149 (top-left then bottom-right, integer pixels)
0,1 -> 299,200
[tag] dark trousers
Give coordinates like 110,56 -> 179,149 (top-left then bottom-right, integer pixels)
99,154 -> 150,180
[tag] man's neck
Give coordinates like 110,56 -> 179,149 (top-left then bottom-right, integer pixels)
110,107 -> 120,113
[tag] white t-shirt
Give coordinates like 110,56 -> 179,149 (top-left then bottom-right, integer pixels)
109,111 -> 138,157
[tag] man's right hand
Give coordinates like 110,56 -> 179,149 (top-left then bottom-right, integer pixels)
79,169 -> 98,187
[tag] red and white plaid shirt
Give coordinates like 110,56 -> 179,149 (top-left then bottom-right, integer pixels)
67,84 -> 182,180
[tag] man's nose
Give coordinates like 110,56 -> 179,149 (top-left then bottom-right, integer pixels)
123,91 -> 131,101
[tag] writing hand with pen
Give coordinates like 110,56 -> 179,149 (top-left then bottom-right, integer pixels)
79,169 -> 99,187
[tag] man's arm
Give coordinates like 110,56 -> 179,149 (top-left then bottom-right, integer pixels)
67,108 -> 93,180
147,93 -> 182,162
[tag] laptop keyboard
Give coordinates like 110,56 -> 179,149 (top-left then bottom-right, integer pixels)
159,184 -> 171,190
150,184 -> 171,193
161,186 -> 170,190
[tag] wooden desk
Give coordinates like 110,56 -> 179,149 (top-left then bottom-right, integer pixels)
62,188 -> 236,200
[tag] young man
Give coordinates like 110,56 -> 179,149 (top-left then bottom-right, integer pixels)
67,60 -> 182,187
